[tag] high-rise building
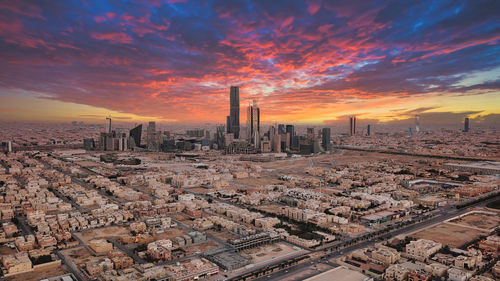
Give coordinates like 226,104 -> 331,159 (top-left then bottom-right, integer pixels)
83,138 -> 95,150
349,117 -> 356,136
227,86 -> 240,139
286,125 -> 295,148
464,117 -> 470,132
147,121 -> 157,150
216,125 -> 225,149
307,128 -> 315,140
129,124 -> 142,148
278,124 -> 286,135
367,124 -> 371,136
106,117 -> 112,134
321,128 -> 331,150
273,134 -> 281,153
246,100 -> 260,147
117,133 -> 128,151
415,115 -> 420,133
100,132 -> 114,151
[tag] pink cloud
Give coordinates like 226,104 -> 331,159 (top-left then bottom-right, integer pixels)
306,0 -> 321,15
90,32 -> 133,44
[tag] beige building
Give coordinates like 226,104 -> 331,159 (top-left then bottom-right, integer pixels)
88,239 -> 113,254
372,246 -> 400,265
1,252 -> 32,274
384,264 -> 409,281
405,239 -> 442,261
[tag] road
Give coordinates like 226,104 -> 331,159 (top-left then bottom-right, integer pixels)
56,250 -> 89,281
229,194 -> 500,281
108,238 -> 147,264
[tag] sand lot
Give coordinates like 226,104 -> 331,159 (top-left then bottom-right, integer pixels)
411,223 -> 488,248
80,226 -> 131,242
6,265 -> 69,281
449,212 -> 500,231
243,243 -> 299,264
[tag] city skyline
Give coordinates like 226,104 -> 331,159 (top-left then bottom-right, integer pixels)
0,0 -> 499,125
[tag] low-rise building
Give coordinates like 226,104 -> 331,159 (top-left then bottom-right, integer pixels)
405,239 -> 442,261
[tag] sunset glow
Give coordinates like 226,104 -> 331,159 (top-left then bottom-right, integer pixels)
1,0 -> 499,124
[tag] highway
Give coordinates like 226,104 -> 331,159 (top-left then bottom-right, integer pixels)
230,194 -> 500,281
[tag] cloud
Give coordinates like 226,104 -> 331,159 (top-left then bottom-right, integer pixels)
0,0 -> 498,123
90,32 -> 133,44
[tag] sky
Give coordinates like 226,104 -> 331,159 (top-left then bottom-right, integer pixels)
0,0 -> 499,126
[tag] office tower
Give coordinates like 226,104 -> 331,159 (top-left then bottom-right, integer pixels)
307,128 -> 315,140
106,117 -> 112,134
129,124 -> 142,148
227,86 -> 240,139
100,132 -> 114,151
322,128 -> 331,150
224,132 -> 234,148
415,115 -> 420,133
269,125 -> 276,150
246,100 -> 260,147
286,125 -> 295,148
367,125 -> 371,136
464,117 -> 470,132
216,125 -> 225,149
408,127 -> 413,136
147,121 -> 157,150
280,132 -> 290,151
7,141 -> 12,153
205,130 -> 211,140
273,134 -> 281,153
83,138 -> 95,150
261,140 -> 271,153
118,133 -> 128,151
349,116 -> 356,136
278,124 -> 286,135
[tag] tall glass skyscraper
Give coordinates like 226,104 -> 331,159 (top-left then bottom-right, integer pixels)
129,124 -> 142,147
246,100 -> 260,147
349,116 -> 356,136
227,86 -> 240,139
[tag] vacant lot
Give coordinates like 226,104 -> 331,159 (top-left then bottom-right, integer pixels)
243,242 -> 299,264
80,226 -> 131,242
449,212 -> 500,231
6,265 -> 69,281
411,223 -> 488,248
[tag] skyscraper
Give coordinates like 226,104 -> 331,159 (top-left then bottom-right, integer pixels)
216,125 -> 225,149
464,117 -> 470,132
321,128 -> 331,150
349,116 -> 356,136
106,117 -> 112,134
129,124 -> 142,147
227,86 -> 240,139
286,125 -> 295,148
147,121 -> 156,150
367,124 -> 371,136
278,124 -> 286,135
415,115 -> 420,133
246,100 -> 260,147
